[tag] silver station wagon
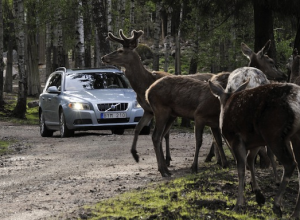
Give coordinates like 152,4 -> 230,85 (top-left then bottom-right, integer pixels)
39,66 -> 147,137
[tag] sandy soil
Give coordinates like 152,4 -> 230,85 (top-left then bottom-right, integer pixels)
0,122 -> 214,220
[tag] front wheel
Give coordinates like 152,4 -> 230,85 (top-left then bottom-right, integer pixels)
59,110 -> 74,138
39,111 -> 54,137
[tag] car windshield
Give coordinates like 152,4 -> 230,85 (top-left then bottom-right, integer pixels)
64,72 -> 131,91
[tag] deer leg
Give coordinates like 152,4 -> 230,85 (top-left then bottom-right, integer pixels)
288,136 -> 300,218
232,139 -> 247,213
247,147 -> 265,206
204,141 -> 216,162
191,123 -> 205,173
211,127 -> 228,168
268,139 -> 296,217
161,116 -> 176,166
131,111 -> 153,163
152,115 -> 171,177
266,146 -> 280,185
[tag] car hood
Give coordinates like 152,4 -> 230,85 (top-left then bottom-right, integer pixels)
64,89 -> 137,103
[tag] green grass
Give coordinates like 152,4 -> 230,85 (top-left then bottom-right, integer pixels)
0,140 -> 14,155
0,93 -> 39,125
78,161 -> 287,220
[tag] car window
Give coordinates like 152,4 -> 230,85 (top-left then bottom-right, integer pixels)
45,73 -> 62,91
64,72 -> 131,91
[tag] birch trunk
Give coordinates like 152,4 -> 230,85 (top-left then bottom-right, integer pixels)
153,2 -> 162,71
4,0 -> 14,92
13,0 -> 27,118
75,0 -> 85,68
0,0 -> 4,106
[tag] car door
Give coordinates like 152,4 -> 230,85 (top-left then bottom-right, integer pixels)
41,72 -> 62,126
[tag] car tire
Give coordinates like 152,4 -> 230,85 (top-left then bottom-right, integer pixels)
139,125 -> 151,135
39,111 -> 54,137
111,129 -> 125,135
59,110 -> 74,138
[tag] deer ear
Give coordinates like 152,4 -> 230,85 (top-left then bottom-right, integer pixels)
235,78 -> 250,93
262,40 -> 271,55
209,80 -> 225,98
241,42 -> 253,60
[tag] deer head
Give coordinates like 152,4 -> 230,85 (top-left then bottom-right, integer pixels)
241,40 -> 287,82
101,29 -> 144,68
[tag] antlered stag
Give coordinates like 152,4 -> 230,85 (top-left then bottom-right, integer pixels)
101,29 -> 215,167
209,80 -> 300,218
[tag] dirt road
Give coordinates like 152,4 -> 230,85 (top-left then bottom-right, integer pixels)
0,122 -> 214,220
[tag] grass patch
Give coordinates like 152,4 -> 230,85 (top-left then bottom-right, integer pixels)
0,92 -> 39,125
79,162 -> 290,220
0,139 -> 15,155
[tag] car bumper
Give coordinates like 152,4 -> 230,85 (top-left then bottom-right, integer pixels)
64,107 -> 144,130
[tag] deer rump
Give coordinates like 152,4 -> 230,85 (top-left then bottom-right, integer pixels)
210,81 -> 300,218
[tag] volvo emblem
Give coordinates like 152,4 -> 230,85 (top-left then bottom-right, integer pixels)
110,105 -> 116,110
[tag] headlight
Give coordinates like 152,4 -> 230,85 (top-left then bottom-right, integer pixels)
68,102 -> 90,110
135,101 -> 142,108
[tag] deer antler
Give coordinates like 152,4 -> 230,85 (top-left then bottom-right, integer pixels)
106,29 -> 144,49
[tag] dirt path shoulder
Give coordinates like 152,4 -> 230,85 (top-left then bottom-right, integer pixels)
0,122 -> 214,220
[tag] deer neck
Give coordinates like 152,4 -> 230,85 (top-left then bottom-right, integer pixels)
123,61 -> 155,94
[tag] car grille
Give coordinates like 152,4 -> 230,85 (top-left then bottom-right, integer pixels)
97,103 -> 128,111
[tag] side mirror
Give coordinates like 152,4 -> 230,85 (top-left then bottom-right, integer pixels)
47,86 -> 60,94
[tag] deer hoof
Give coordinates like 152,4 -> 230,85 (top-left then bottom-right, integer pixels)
165,156 -> 172,167
159,168 -> 172,177
272,204 -> 282,217
131,149 -> 139,163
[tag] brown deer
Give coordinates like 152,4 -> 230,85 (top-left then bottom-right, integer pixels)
207,40 -> 287,164
209,80 -> 300,218
101,29 -> 216,168
241,40 -> 287,82
145,68 -> 271,176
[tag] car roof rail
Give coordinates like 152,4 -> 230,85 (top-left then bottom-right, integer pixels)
56,67 -> 67,72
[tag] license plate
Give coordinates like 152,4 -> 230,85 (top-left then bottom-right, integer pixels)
100,112 -> 127,119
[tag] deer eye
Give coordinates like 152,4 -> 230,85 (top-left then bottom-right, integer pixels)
118,49 -> 124,53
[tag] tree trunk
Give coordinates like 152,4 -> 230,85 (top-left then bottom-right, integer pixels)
27,1 -> 41,97
0,0 -> 4,108
4,40 -> 13,93
107,0 -> 112,33
175,3 -> 182,76
13,0 -> 27,119
120,0 -> 126,28
252,0 -> 276,60
92,0 -> 110,66
163,7 -> 172,72
83,0 -> 92,68
294,17 -> 300,52
130,0 -> 135,31
45,23 -> 53,80
3,0 -> 14,93
153,2 -> 161,71
75,0 -> 85,68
